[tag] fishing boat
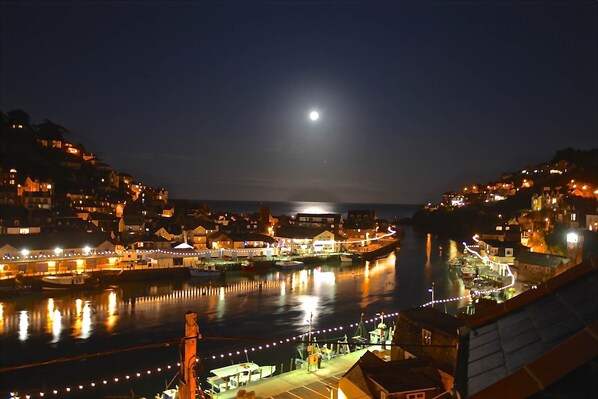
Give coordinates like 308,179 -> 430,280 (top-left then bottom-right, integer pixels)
275,260 -> 304,269
241,260 -> 256,272
460,266 -> 477,279
206,362 -> 276,394
41,272 -> 97,291
188,264 -> 224,278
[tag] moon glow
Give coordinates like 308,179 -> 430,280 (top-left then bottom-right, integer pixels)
309,111 -> 320,121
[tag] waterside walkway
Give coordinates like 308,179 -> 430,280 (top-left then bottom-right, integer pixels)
210,348 -> 370,399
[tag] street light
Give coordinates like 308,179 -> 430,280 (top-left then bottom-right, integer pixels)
428,282 -> 435,307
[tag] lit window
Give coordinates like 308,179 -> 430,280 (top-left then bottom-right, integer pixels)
422,329 -> 432,345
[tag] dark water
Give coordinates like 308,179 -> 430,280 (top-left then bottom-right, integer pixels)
0,227 -> 469,398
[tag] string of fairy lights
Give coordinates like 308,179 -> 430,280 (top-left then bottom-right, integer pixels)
7,313 -> 400,399
1,228 -> 397,262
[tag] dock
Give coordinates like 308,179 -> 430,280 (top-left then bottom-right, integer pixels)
210,348 -> 370,399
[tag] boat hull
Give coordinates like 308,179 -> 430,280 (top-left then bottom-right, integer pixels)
351,239 -> 400,262
188,266 -> 224,278
41,274 -> 97,291
275,260 -> 304,269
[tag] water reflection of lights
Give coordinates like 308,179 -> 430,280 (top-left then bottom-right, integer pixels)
52,308 -> 62,342
448,240 -> 458,261
46,298 -> 55,334
0,303 -> 3,334
426,233 -> 432,266
313,268 -> 335,287
81,302 -> 92,339
106,291 -> 117,331
75,298 -> 83,316
300,295 -> 318,326
18,310 -> 28,341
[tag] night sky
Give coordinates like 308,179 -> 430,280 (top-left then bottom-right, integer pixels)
1,1 -> 596,204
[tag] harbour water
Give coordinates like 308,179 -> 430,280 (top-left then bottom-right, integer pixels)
0,225 -> 471,399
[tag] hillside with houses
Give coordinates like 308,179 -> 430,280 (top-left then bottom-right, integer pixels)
413,147 -> 598,259
1,110 -> 394,258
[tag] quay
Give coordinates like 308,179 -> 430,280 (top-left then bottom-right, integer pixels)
207,348 -> 370,399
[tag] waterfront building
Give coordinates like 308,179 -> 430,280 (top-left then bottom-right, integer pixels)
390,307 -> 466,393
0,231 -> 116,274
274,226 -> 339,255
294,212 -> 343,235
344,210 -> 377,242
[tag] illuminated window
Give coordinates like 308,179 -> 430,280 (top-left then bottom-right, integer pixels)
407,392 -> 425,399
422,329 -> 432,345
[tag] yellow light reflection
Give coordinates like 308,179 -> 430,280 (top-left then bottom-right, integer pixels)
52,308 -> 62,343
426,233 -> 432,266
106,291 -> 117,332
0,303 -> 3,334
81,302 -> 92,339
313,269 -> 335,288
76,298 -> 83,316
19,310 -> 28,341
449,240 -> 458,261
46,298 -> 55,334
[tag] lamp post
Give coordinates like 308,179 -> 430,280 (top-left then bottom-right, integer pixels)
428,282 -> 435,307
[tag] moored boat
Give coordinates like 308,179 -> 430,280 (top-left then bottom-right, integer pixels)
340,253 -> 354,263
41,272 -> 97,291
460,266 -> 477,279
206,362 -> 276,394
241,260 -> 256,272
275,260 -> 304,269
188,264 -> 224,278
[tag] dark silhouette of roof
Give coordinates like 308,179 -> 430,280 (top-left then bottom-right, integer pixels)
457,259 -> 598,398
516,251 -> 570,268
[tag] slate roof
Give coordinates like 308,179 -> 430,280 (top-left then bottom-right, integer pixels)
516,251 -> 570,268
458,259 -> 598,398
399,307 -> 467,336
344,351 -> 443,396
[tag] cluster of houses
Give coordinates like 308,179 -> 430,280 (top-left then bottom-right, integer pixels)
431,158 -> 597,211
0,203 -> 386,275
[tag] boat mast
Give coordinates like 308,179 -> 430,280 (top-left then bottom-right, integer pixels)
178,311 -> 204,399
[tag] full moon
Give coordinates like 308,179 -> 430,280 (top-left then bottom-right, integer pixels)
309,111 -> 319,121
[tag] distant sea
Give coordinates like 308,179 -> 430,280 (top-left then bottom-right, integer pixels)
187,200 -> 421,221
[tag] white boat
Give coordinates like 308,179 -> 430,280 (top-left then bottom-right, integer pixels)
41,272 -> 97,290
206,362 -> 276,394
275,260 -> 304,269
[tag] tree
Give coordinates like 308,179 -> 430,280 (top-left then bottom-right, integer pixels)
35,119 -> 71,141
